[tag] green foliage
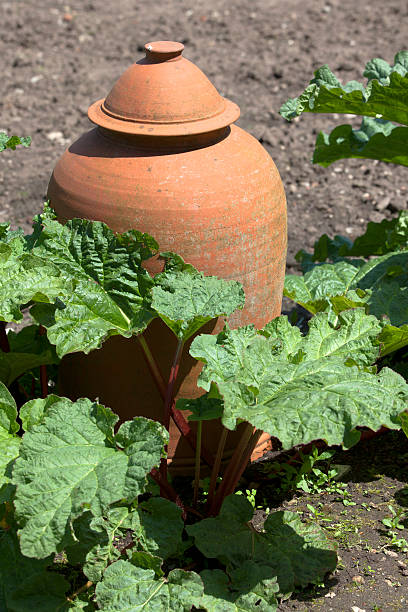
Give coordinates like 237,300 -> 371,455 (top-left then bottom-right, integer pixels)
0,325 -> 59,386
0,146 -> 407,607
151,252 -> 245,341
0,133 -> 31,152
280,51 -> 408,167
190,310 -> 406,449
13,395 -> 168,558
187,495 -> 337,598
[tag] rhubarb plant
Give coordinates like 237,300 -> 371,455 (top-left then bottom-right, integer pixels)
1,128 -> 408,608
2,209 -> 407,609
280,50 -> 408,167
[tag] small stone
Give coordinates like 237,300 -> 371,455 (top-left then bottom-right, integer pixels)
351,607 -> 366,612
30,75 -> 43,84
352,575 -> 365,584
325,591 -> 336,598
384,549 -> 398,558
362,192 -> 370,200
376,196 -> 391,211
398,560 -> 407,568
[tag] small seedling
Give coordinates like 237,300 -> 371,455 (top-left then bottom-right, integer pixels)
381,505 -> 408,551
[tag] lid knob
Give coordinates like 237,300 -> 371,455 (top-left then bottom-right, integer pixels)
144,41 -> 184,62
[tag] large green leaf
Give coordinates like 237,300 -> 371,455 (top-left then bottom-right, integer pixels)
296,212 -> 408,267
135,497 -> 187,560
0,383 -> 20,501
0,528 -> 69,612
286,250 -> 408,326
151,253 -> 245,340
95,561 -> 204,611
199,566 -> 279,611
280,52 -> 408,125
0,325 -> 59,387
187,495 -> 337,598
66,507 -> 128,582
190,313 -> 407,448
0,246 -> 67,323
284,259 -> 365,313
12,397 -> 168,558
378,324 -> 408,356
31,218 -> 158,356
313,118 -> 408,167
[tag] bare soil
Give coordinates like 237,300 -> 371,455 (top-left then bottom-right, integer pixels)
1,1 -> 408,610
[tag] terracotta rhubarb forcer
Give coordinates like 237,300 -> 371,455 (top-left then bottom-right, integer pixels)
48,41 -> 287,474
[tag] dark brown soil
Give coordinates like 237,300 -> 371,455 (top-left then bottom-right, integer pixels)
251,429 -> 408,612
1,1 -> 408,609
1,0 -> 408,270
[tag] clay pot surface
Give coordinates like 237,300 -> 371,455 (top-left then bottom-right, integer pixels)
48,41 -> 287,474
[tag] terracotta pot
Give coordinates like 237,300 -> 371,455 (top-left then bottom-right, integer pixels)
48,41 -> 287,474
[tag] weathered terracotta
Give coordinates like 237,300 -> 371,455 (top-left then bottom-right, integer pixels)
47,41 -> 287,474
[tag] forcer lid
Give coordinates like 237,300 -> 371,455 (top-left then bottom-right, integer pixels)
88,41 -> 240,136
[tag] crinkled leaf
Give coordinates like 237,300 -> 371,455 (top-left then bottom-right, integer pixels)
191,314 -> 407,448
284,259 -> 365,313
0,133 -> 31,151
0,249 -> 67,323
296,212 -> 408,266
199,566 -> 279,611
313,118 -> 408,167
151,252 -> 245,340
301,310 -> 381,365
188,495 -> 336,598
129,551 -> 164,578
378,324 -> 408,356
135,497 -> 187,559
0,325 -> 59,386
31,217 -> 158,356
190,325 -> 262,391
12,398 -> 167,558
95,561 -> 203,611
66,507 -> 129,582
177,396 -> 224,421
19,394 -> 61,431
286,250 -> 408,326
0,383 -> 20,499
0,528 -> 69,612
280,52 -> 408,125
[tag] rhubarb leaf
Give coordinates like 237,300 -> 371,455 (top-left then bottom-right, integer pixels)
0,247 -> 66,323
12,397 -> 167,558
187,495 -> 337,598
378,324 -> 408,356
151,252 -> 245,340
66,507 -> 128,582
199,566 -> 279,611
0,383 -> 20,501
135,497 -> 187,559
0,325 -> 59,386
95,561 -> 203,611
177,396 -> 224,421
0,528 -> 69,612
31,218 -> 158,356
284,260 -> 365,313
280,53 -> 408,125
296,212 -> 408,266
190,313 -> 407,449
313,118 -> 408,168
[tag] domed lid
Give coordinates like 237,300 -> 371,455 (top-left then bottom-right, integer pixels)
88,41 -> 240,136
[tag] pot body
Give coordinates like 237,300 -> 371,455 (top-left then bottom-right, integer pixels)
48,124 -> 287,473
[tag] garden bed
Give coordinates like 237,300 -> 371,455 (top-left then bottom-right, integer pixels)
243,429 -> 408,611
